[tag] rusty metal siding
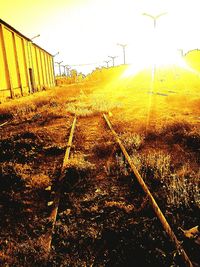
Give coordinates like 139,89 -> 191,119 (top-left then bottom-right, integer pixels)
31,44 -> 40,91
15,35 -> 29,94
0,19 -> 55,100
41,50 -> 47,86
0,25 -> 10,97
3,27 -> 21,91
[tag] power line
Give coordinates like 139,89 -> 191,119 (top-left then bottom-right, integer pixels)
69,61 -> 102,67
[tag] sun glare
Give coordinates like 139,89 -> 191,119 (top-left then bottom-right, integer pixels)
31,0 -> 200,74
120,1 -> 198,79
122,47 -> 190,78
1,0 -> 200,74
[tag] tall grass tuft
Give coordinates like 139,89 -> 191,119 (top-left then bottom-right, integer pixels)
163,165 -> 200,208
132,151 -> 171,181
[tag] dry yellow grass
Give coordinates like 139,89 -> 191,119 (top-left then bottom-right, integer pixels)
67,153 -> 95,172
0,65 -> 199,211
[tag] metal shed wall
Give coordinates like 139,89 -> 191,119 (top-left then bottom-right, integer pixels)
0,20 -> 55,99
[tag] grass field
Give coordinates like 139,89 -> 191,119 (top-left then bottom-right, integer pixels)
0,63 -> 199,266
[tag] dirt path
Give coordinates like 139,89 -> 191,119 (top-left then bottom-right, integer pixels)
1,111 -> 199,266
49,115 -> 172,267
49,114 -> 199,267
74,115 -> 134,203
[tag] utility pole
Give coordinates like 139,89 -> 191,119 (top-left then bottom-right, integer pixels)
142,12 -> 167,132
55,61 -> 63,76
104,60 -> 110,68
65,65 -> 71,76
52,52 -> 59,82
142,12 -> 167,28
142,12 -> 167,78
177,49 -> 184,57
61,65 -> 66,76
117,43 -> 127,64
108,56 -> 117,67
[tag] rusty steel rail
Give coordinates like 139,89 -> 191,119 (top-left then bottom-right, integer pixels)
103,113 -> 193,267
0,121 -> 9,127
44,115 -> 77,254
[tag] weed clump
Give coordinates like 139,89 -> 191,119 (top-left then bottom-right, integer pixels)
67,153 -> 95,173
132,151 -> 171,181
25,173 -> 51,190
60,153 -> 95,192
158,121 -> 200,151
91,97 -> 122,113
65,101 -> 95,117
65,91 -> 122,117
132,151 -> 199,209
120,132 -> 144,151
163,165 -> 200,208
108,149 -> 199,210
105,153 -> 129,177
104,201 -> 134,213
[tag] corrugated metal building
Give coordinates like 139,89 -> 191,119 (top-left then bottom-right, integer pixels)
0,19 -> 55,99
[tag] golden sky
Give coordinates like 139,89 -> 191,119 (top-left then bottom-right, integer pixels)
1,0 -> 200,74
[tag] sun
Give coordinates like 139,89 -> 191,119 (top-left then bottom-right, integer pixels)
122,46 -> 189,79
121,18 -> 192,79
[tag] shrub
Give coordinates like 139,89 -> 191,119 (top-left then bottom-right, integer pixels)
65,101 -> 95,117
120,132 -> 144,151
66,153 -> 95,173
104,153 -> 129,177
163,165 -> 200,208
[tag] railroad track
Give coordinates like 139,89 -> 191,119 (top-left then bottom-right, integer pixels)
42,113 -> 193,267
0,120 -> 9,127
